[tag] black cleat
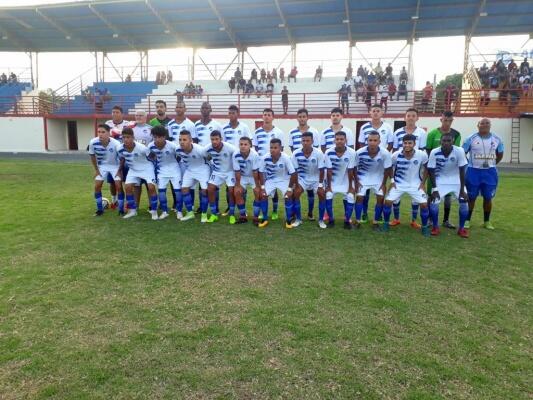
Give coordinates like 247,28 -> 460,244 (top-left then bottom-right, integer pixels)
94,210 -> 104,216
327,220 -> 335,228
344,221 -> 352,230
236,216 -> 248,224
443,220 -> 456,229
118,210 -> 125,216
307,212 -> 315,221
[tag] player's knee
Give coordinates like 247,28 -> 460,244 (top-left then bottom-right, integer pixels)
326,191 -> 334,200
346,193 -> 355,203
356,195 -> 364,203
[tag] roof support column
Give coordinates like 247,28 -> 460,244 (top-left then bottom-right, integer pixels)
35,52 -> 39,89
291,44 -> 296,69
95,52 -> 99,83
349,42 -> 353,65
240,50 -> 245,77
191,48 -> 196,81
144,51 -> 149,81
28,52 -> 34,88
407,40 -> 414,85
463,36 -> 471,76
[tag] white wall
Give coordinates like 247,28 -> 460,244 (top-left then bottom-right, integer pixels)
46,118 -> 67,151
0,117 -> 45,152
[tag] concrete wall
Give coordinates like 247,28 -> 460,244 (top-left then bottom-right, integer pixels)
0,117 -> 45,152
46,118 -> 67,151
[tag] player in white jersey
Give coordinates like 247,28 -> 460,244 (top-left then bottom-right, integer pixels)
204,131 -> 237,224
148,125 -> 182,220
258,138 -> 298,228
357,103 -> 394,223
177,130 -> 211,223
130,110 -> 152,145
382,134 -> 430,236
88,124 -> 124,216
320,107 -> 355,152
427,133 -> 469,238
390,108 -> 428,228
222,105 -> 251,147
253,108 -> 285,220
117,128 -> 158,220
291,132 -> 326,228
233,137 -> 262,224
195,102 -> 223,146
323,131 -> 357,229
354,130 -> 392,228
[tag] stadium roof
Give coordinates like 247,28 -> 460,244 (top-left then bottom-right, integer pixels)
0,0 -> 532,52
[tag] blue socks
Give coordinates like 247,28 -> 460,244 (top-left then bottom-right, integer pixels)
355,202 -> 363,221
158,189 -> 168,212
344,200 -> 354,222
430,203 -> 439,228
183,192 -> 193,212
459,200 -> 468,229
307,190 -> 315,215
411,203 -> 419,221
383,204 -> 392,222
238,203 -> 247,216
94,192 -> 103,211
253,200 -> 261,218
374,204 -> 383,222
284,199 -> 293,222
293,199 -> 302,220
318,200 -> 326,221
260,199 -> 269,219
420,206 -> 429,226
393,201 -> 400,219
200,192 -> 209,213
126,194 -> 136,210
117,192 -> 124,213
174,189 -> 183,212
149,195 -> 158,212
326,198 -> 334,222
363,192 -> 370,214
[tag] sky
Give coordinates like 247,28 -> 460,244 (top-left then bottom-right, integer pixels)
0,0 -> 531,90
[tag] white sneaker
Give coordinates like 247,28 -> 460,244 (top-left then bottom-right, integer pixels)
176,211 -> 183,220
318,220 -> 327,229
159,211 -> 169,220
123,210 -> 138,219
200,213 -> 208,223
150,210 -> 158,220
291,219 -> 302,228
180,211 -> 195,221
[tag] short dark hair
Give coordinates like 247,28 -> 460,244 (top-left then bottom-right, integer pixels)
179,130 -> 191,137
97,124 -> 110,132
405,107 -> 418,115
335,131 -> 347,138
442,111 -> 453,118
263,108 -> 274,115
239,137 -> 252,145
210,130 -> 222,138
228,105 -> 239,112
301,132 -> 314,139
441,132 -> 454,140
112,105 -> 123,113
121,127 -> 133,136
155,100 -> 167,107
152,125 -> 168,137
270,138 -> 282,146
367,130 -> 380,138
371,104 -> 382,109
331,107 -> 343,115
297,108 -> 309,115
402,134 -> 417,142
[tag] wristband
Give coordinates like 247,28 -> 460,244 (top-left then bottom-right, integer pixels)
390,178 -> 395,183
261,185 -> 265,189
318,183 -> 324,188
432,188 -> 439,193
287,187 -> 293,192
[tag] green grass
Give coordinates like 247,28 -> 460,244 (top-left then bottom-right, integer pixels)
0,159 -> 531,399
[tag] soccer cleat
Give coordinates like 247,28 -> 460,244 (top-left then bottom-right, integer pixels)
372,223 -> 381,231
110,201 -> 118,210
307,212 -> 315,221
483,221 -> 495,230
253,217 -> 260,226
380,222 -> 390,232
285,222 -> 294,229
150,210 -> 159,220
291,219 -> 302,228
442,220 -> 456,229
410,220 -> 421,229
390,219 -> 401,226
271,211 -> 279,221
206,214 -> 219,223
195,206 -> 202,214
328,220 -> 335,228
353,221 -> 361,229
118,210 -> 125,216
180,211 -> 195,221
343,221 -> 352,230
361,213 -> 368,223
421,225 -> 430,237
464,220 -> 470,229
229,215 -> 236,225
159,211 -> 169,220
176,211 -> 183,220
237,216 -> 248,224
200,213 -> 208,223
94,210 -> 104,217
457,228 -> 469,238
431,227 -> 441,236
318,220 -> 327,229
123,210 -> 138,219
258,220 -> 269,228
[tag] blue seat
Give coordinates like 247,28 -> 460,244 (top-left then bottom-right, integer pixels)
0,82 -> 32,113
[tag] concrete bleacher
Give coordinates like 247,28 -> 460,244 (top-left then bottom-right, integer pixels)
0,82 -> 33,113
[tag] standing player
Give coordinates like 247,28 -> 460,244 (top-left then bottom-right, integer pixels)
195,102 -> 223,146
425,111 -> 462,229
354,131 -> 392,229
382,134 -> 430,236
323,131 -> 357,229
117,128 -> 159,220
462,118 -> 504,230
88,124 -> 124,216
291,132 -> 326,228
130,110 -> 153,208
288,108 -> 321,220
320,107 -> 355,152
149,100 -> 172,127
257,138 -> 298,228
204,131 -> 237,224
177,130 -> 211,223
105,105 -> 130,207
233,137 -> 262,224
222,105 -> 251,147
148,125 -> 182,220
427,133 -> 469,238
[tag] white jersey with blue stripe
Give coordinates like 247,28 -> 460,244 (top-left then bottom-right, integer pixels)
392,126 -> 427,150
358,121 -> 393,148
205,142 -> 236,174
291,148 -> 325,183
167,118 -> 196,142
260,153 -> 295,182
222,121 -> 251,147
323,146 -> 357,187
131,123 -> 153,145
288,126 -> 320,149
428,146 -> 468,185
176,143 -> 210,174
148,140 -> 180,177
392,149 -> 428,188
320,126 -> 355,148
233,149 -> 261,178
88,137 -> 121,168
355,146 -> 392,186
462,132 -> 504,169
253,126 -> 284,157
117,142 -> 154,173
194,119 -> 223,146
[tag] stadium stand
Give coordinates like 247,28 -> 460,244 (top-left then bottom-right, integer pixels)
0,82 -> 32,113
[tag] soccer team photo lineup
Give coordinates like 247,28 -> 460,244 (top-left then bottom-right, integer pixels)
91,102 -> 503,237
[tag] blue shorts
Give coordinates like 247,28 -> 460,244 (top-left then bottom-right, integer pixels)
466,167 -> 498,200
106,166 -> 129,184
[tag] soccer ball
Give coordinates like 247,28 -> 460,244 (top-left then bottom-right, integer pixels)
102,197 -> 110,209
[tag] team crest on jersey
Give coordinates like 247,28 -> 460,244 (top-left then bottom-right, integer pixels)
134,153 -> 138,157
223,153 -> 228,157
109,148 -> 114,153
450,157 -> 456,162
311,159 -> 317,163
344,157 -> 349,162
279,164 -> 284,168
192,155 -> 196,158
413,160 -> 418,165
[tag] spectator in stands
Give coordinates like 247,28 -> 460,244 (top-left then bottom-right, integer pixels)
288,66 -> 298,82
197,85 -> 204,97
313,65 -> 323,82
520,58 -> 530,76
354,79 -> 365,102
509,78 -> 521,112
251,68 -> 258,82
260,68 -> 267,83
521,77 -> 530,97
385,63 -> 393,79
421,81 -> 433,112
480,85 -> 490,107
346,63 -> 353,79
256,81 -> 264,97
367,71 -> 376,85
156,71 -> 161,84
400,66 -> 408,82
365,82 -> 375,112
0,73 -> 6,85
8,72 -> 17,84
374,62 -> 383,79
279,67 -> 285,82
125,74 -> 132,83
234,67 -> 242,80
508,58 -> 517,72
174,90 -> 184,102
228,77 -> 236,93
272,68 -> 278,83
266,80 -> 274,97
238,77 -> 246,93
444,84 -> 454,111
281,86 -> 289,114
397,79 -> 408,101
357,64 -> 365,78
388,80 -> 397,102
245,79 -> 254,98
167,70 -> 173,83
82,86 -> 94,102
379,83 -> 389,112
338,84 -> 350,114
267,70 -> 272,82
160,71 -> 166,85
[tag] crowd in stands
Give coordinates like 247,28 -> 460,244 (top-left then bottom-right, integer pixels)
174,82 -> 204,100
229,66 -> 287,98
0,72 -> 19,85
477,57 -> 531,110
156,70 -> 173,85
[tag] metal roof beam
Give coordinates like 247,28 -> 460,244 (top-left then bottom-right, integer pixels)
0,21 -> 34,50
207,0 -> 242,50
35,8 -> 95,49
466,0 -> 487,41
344,0 -> 353,44
409,0 -> 421,42
273,0 -> 294,45
87,4 -> 138,51
144,0 -> 185,47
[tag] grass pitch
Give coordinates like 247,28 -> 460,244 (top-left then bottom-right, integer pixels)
0,159 -> 531,399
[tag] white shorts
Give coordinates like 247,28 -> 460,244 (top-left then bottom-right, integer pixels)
386,187 -> 428,204
208,171 -> 236,187
357,183 -> 383,197
330,182 -> 350,195
326,190 -> 354,202
182,170 -> 210,190
433,184 -> 465,204
239,176 -> 256,189
298,178 -> 320,193
265,179 -> 290,197
158,175 -> 182,190
95,165 -> 121,181
125,170 -> 156,186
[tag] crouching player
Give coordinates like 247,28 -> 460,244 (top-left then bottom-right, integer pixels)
323,131 -> 357,229
382,134 -> 430,236
177,130 -> 211,222
205,131 -> 237,223
354,130 -> 392,229
427,133 -> 469,238
148,125 -> 182,220
258,138 -> 298,228
117,127 -> 158,220
291,132 -> 326,228
233,137 -> 262,224
88,124 -> 124,216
